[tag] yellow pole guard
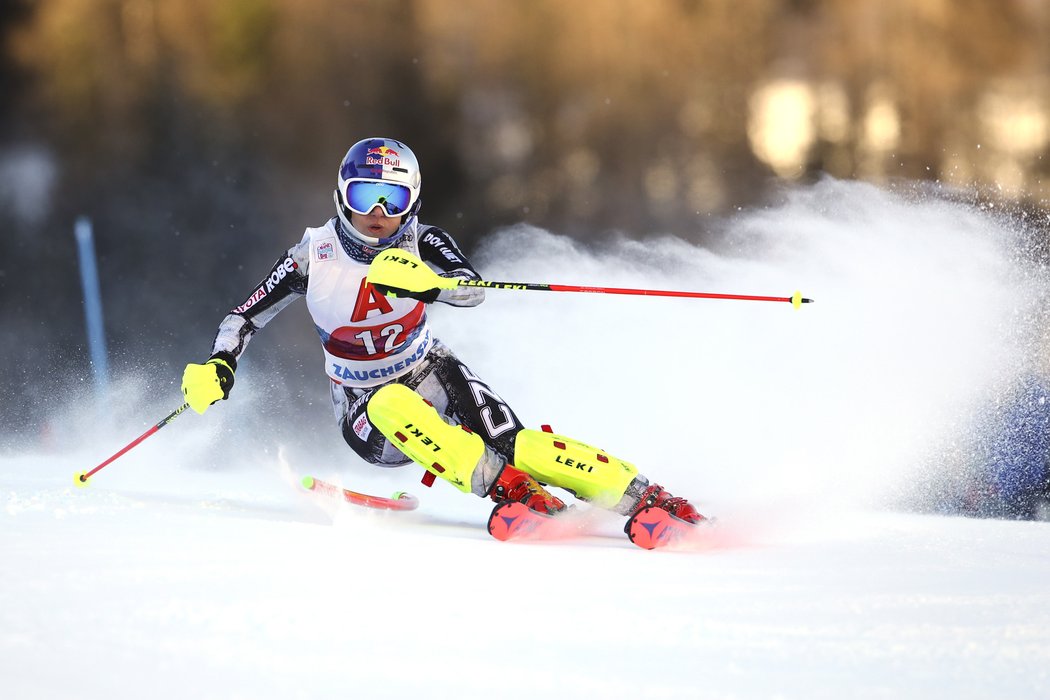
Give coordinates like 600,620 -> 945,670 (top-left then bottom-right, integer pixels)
367,249 -> 458,294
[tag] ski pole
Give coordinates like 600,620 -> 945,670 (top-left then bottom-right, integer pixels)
368,249 -> 814,307
454,280 -> 814,308
74,402 -> 191,487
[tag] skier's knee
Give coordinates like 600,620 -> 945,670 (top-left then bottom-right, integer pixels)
342,427 -> 414,467
367,383 -> 501,494
512,428 -> 639,507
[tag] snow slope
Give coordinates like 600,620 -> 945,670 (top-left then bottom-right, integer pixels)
3,179 -> 1050,699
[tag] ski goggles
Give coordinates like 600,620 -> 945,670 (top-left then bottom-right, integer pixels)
343,179 -> 414,217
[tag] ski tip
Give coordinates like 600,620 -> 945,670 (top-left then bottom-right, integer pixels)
301,475 -> 316,490
73,472 -> 89,488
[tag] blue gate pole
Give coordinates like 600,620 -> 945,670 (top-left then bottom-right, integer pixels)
74,216 -> 110,398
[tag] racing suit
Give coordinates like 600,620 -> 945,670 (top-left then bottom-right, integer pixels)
208,216 -> 521,494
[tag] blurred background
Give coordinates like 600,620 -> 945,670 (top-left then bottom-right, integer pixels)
2,0 -> 1050,451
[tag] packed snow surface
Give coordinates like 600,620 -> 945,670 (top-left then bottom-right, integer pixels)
4,180 -> 1050,699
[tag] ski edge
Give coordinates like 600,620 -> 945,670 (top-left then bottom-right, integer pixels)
301,475 -> 419,511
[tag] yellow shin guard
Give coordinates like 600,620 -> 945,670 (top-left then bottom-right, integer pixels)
513,429 -> 639,506
366,383 -> 484,493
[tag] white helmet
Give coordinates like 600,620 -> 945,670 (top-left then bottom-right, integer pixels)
334,137 -> 422,247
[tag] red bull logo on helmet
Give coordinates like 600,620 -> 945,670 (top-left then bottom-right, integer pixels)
365,146 -> 401,167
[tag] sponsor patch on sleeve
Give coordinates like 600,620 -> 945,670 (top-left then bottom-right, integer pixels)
234,286 -> 267,313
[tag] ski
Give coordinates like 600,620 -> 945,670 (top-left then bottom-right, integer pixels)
486,501 -> 586,542
301,475 -> 420,511
303,479 -> 700,548
625,506 -> 698,549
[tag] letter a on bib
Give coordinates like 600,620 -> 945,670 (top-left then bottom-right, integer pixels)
351,279 -> 394,322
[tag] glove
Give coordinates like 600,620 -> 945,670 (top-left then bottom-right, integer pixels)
367,250 -> 455,303
182,353 -> 236,415
372,283 -> 440,304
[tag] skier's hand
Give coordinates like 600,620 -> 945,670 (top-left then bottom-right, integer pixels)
181,354 -> 236,415
372,283 -> 440,303
367,249 -> 457,303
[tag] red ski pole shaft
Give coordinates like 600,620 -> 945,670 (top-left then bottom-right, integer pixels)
75,403 -> 191,485
456,279 -> 813,306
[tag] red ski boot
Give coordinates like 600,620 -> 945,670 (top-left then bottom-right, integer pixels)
489,465 -> 566,515
625,484 -> 705,549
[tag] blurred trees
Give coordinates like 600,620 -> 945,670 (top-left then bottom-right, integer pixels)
1,0 -> 1049,435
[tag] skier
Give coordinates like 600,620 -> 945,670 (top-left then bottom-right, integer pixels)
181,137 -> 704,541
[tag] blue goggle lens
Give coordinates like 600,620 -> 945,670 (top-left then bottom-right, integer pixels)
345,181 -> 412,217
